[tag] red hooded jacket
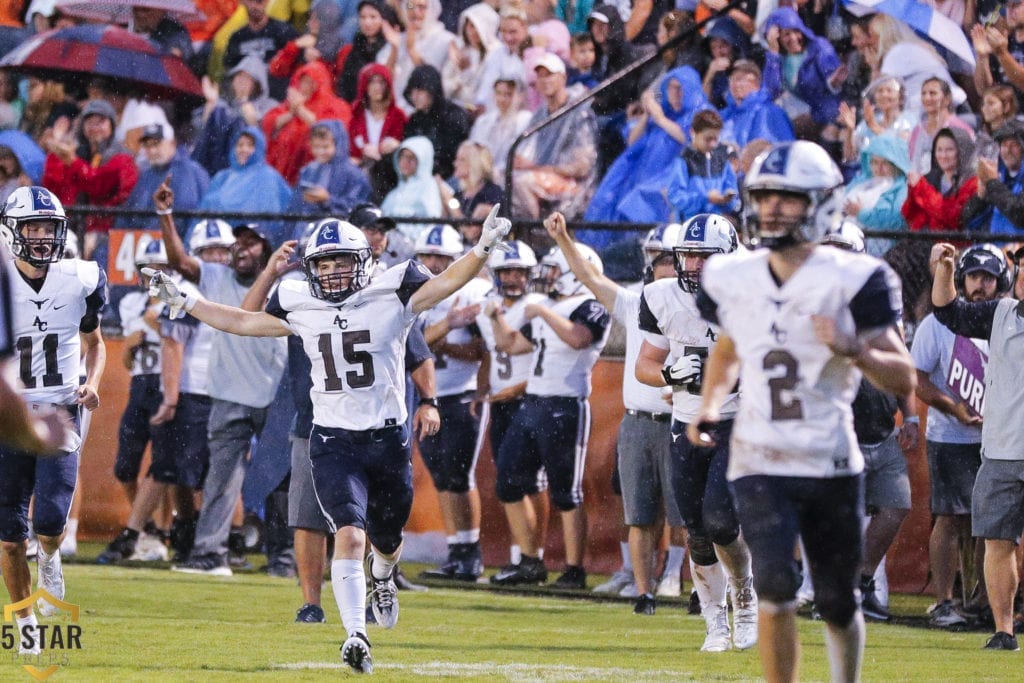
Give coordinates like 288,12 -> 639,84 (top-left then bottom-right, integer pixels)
347,63 -> 407,161
262,61 -> 352,184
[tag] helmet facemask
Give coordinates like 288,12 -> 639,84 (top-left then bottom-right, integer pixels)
304,249 -> 371,302
673,248 -> 716,293
494,266 -> 532,300
5,216 -> 68,267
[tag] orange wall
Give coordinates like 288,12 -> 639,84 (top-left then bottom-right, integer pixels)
81,346 -> 930,590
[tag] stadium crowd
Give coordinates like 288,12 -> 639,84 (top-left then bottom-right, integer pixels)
5,0 -> 1024,676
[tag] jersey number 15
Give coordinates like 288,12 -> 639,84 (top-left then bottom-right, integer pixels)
318,331 -> 375,391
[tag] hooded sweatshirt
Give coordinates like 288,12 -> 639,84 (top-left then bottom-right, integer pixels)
588,4 -> 640,115
118,145 -> 211,241
335,0 -> 399,103
198,126 -> 292,243
902,127 -> 978,233
349,63 -> 408,161
387,0 -> 455,112
381,136 -> 443,239
403,65 -> 471,178
703,17 -> 751,109
192,54 -> 278,177
845,133 -> 910,254
443,3 -> 500,110
585,66 -> 713,226
287,119 -> 371,224
761,7 -> 843,125
262,61 -> 353,185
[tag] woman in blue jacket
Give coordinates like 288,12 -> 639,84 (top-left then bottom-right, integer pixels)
762,7 -> 845,142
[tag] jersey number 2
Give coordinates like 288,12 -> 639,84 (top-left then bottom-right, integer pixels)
16,334 -> 63,389
764,349 -> 802,420
318,331 -> 375,391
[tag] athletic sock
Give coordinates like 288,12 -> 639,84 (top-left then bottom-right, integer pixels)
690,555 -> 728,611
331,559 -> 366,636
620,541 -> 633,574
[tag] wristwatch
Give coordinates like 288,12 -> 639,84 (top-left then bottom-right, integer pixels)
418,397 -> 439,408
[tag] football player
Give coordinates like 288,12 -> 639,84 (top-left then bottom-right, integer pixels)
688,142 -> 914,682
636,213 -> 757,646
474,242 -> 552,580
144,206 -> 511,674
415,224 -> 492,582
0,186 -> 106,654
488,223 -> 611,590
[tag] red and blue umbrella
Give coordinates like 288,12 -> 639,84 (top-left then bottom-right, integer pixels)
0,24 -> 202,103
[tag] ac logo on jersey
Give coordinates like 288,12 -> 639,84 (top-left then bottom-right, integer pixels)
333,315 -> 348,330
33,316 -> 47,331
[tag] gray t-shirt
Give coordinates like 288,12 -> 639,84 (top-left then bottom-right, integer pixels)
199,261 -> 286,407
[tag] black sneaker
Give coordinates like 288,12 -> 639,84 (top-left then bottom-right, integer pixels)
171,552 -> 232,576
552,565 -> 587,590
295,603 -> 326,623
860,577 -> 890,621
341,632 -> 373,674
454,542 -> 483,582
96,528 -> 138,565
418,546 -> 458,580
490,556 -> 548,585
984,632 -> 1020,651
393,565 -> 428,592
688,589 -> 702,615
634,593 -> 656,615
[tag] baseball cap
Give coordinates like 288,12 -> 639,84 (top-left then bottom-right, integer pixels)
348,203 -> 396,231
588,9 -> 611,23
140,122 -> 174,143
80,98 -> 117,123
533,53 -> 566,76
961,246 -> 1005,277
232,223 -> 274,254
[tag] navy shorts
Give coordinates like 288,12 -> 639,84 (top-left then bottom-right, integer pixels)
149,393 -> 211,489
495,395 -> 589,511
672,419 -> 739,546
731,474 -> 864,625
308,423 -> 413,555
487,398 -> 524,451
114,374 -> 163,482
0,405 -> 80,541
418,392 -> 481,493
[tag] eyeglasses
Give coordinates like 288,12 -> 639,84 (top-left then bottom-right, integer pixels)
407,2 -> 428,11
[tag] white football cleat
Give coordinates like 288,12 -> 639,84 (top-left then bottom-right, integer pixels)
37,549 -> 65,617
731,576 -> 759,650
701,604 -> 732,653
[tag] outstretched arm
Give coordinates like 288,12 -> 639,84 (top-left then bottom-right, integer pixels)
411,205 -> 511,314
543,212 -> 619,311
153,175 -> 201,284
145,269 -> 290,337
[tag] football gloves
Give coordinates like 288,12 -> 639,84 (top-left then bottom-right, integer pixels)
473,204 -> 513,258
141,267 -> 196,320
662,353 -> 702,387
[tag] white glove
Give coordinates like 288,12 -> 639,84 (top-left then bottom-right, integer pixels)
142,267 -> 195,320
473,203 -> 513,258
662,353 -> 702,387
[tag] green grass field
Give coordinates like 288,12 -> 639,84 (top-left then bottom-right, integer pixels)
2,546 -> 1019,682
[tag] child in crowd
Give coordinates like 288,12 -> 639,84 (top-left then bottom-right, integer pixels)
567,33 -> 598,90
667,109 -> 741,220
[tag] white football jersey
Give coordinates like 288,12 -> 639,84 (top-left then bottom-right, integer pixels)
476,292 -> 547,394
638,279 -> 739,422
525,294 -> 610,398
119,290 -> 163,377
8,257 -> 105,405
267,260 -> 431,430
701,246 -> 902,480
418,276 -> 491,397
